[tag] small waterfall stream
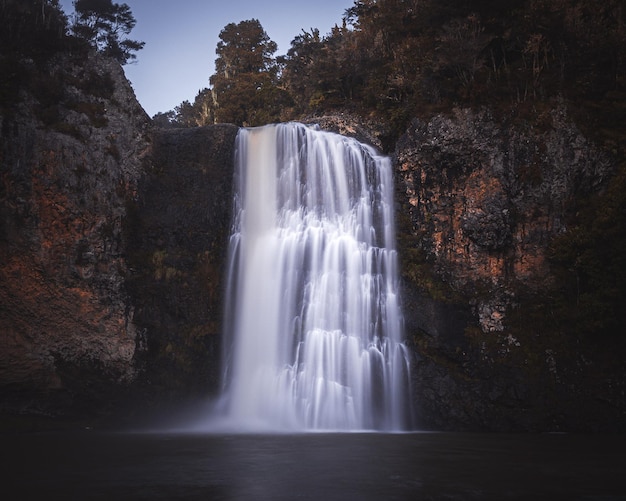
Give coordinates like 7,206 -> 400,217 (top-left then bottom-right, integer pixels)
219,122 -> 412,431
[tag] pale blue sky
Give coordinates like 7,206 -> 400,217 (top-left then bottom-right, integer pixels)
59,0 -> 355,117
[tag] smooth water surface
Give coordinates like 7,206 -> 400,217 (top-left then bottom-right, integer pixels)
4,430 -> 626,500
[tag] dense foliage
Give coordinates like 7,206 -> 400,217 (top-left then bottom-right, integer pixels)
0,0 -> 143,115
0,0 -> 142,64
548,161 -> 626,338
0,0 -> 69,57
70,0 -> 144,64
164,0 -> 624,141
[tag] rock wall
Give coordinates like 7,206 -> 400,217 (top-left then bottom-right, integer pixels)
125,125 -> 238,406
0,51 -> 239,420
0,53 -> 150,417
394,106 -> 625,431
397,106 -> 612,304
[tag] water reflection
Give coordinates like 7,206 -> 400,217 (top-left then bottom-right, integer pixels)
4,431 -> 626,500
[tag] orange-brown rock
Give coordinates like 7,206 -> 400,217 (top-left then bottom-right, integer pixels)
396,106 -> 612,331
395,106 -> 624,431
0,53 -> 149,417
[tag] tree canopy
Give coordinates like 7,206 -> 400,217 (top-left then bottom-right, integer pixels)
0,0 -> 145,116
160,0 -> 624,148
70,0 -> 144,64
209,19 -> 288,126
0,0 -> 69,58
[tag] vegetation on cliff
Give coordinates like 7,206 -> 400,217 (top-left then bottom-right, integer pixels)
69,0 -> 144,64
1,0 -> 149,420
160,1 -> 624,146
0,0 -> 143,116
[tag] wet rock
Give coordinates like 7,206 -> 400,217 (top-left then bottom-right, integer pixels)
125,124 -> 239,405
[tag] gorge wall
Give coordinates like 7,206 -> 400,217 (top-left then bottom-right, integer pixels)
394,107 -> 624,431
1,54 -> 624,431
124,124 -> 238,407
0,53 -> 149,417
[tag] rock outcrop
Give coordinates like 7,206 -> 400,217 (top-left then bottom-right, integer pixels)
125,124 -> 238,406
0,52 -> 150,417
0,52 -> 239,420
394,106 -> 625,431
397,106 -> 612,303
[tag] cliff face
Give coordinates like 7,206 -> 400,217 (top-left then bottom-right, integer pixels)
1,51 -> 623,430
0,52 -> 238,419
397,106 -> 612,303
0,53 -> 150,416
125,125 -> 238,406
394,106 -> 625,431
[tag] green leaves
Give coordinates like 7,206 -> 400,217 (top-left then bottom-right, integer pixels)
210,19 -> 285,126
71,0 -> 144,64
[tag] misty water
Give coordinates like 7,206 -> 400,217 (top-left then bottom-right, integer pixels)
216,122 -> 411,431
5,430 -> 626,500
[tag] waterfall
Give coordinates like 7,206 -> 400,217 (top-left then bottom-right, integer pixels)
218,122 -> 412,431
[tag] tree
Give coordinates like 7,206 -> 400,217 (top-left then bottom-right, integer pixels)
279,29 -> 323,115
0,0 -> 69,57
435,14 -> 490,98
342,0 -> 434,112
188,87 -> 215,126
209,19 -> 284,126
174,88 -> 215,127
151,88 -> 215,128
70,0 -> 144,64
151,110 -> 177,128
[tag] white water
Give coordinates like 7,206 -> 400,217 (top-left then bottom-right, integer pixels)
218,122 -> 412,431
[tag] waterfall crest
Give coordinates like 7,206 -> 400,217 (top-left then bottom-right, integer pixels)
219,122 -> 412,431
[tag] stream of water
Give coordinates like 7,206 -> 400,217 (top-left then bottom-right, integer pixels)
216,122 -> 411,431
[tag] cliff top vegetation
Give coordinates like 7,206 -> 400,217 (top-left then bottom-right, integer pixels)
0,0 -> 143,114
153,0 -> 624,152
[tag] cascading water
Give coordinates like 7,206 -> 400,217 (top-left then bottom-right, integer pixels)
219,122 -> 412,431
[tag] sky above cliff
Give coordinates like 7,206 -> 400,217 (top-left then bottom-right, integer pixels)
59,0 -> 355,117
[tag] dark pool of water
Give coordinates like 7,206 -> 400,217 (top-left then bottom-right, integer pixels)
4,430 -> 626,500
